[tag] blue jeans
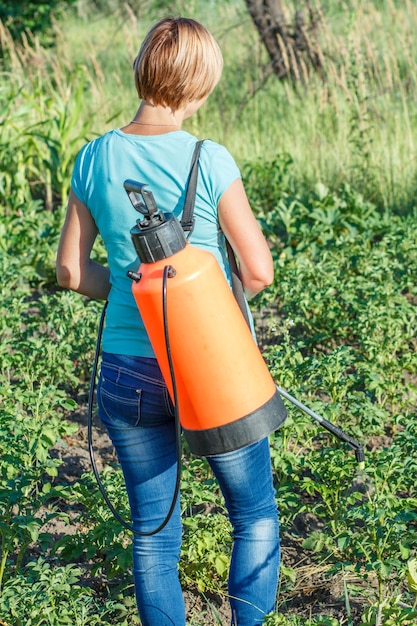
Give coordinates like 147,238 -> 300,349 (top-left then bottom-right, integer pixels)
97,352 -> 280,626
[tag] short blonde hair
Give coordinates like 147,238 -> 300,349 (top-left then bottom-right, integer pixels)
133,17 -> 223,109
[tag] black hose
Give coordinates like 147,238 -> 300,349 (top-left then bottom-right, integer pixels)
87,264 -> 182,536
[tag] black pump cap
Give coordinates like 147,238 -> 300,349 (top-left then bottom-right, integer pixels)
130,213 -> 186,263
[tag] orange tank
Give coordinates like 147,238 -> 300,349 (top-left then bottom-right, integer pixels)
131,243 -> 287,455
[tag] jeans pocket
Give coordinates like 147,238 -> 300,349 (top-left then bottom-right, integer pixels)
98,368 -> 142,428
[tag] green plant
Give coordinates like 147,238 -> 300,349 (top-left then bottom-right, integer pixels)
0,407 -> 76,589
0,558 -> 139,625
54,469 -> 132,579
181,512 -> 232,592
406,559 -> 417,599
359,596 -> 417,626
300,441 -> 417,609
179,453 -> 232,592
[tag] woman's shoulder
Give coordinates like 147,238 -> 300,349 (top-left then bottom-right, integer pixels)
74,130 -> 126,169
199,138 -> 238,169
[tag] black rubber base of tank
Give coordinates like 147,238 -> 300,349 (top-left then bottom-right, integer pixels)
183,389 -> 287,456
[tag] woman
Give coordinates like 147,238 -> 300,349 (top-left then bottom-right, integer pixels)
56,17 -> 281,626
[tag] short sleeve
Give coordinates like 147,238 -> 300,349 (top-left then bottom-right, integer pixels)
199,141 -> 241,208
70,142 -> 95,205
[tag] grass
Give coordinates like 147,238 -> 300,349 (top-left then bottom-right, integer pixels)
2,0 -> 412,213
1,0 -> 416,211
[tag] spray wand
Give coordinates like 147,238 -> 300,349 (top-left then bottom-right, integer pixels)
275,385 -> 365,468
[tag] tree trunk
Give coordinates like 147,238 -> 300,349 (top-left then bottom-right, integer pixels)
244,0 -> 324,82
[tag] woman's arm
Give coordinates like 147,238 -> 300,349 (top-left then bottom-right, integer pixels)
218,178 -> 274,299
56,189 -> 111,300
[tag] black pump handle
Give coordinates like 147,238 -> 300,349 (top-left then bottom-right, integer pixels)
124,180 -> 158,217
124,179 -> 147,194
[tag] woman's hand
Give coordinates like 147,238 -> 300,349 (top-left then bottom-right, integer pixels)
218,178 -> 274,299
56,190 -> 111,300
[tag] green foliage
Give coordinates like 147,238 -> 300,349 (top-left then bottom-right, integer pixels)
243,156 -> 389,261
0,278 -> 102,391
179,456 -> 232,592
0,0 -> 77,44
300,442 -> 417,597
0,405 -> 76,589
246,144 -> 417,620
0,29 -> 117,221
0,558 -> 139,625
181,512 -> 232,592
54,469 -> 132,579
0,274 -> 82,591
359,597 -> 417,626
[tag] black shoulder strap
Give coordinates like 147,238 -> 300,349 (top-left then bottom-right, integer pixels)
225,238 -> 251,328
180,139 -> 251,329
181,140 -> 205,235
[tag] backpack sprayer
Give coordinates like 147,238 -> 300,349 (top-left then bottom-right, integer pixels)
88,144 -> 364,536
125,179 -> 287,456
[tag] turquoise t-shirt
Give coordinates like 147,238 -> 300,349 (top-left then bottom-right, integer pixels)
71,129 -> 247,357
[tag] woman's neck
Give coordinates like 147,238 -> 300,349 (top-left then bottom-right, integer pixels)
122,102 -> 185,135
